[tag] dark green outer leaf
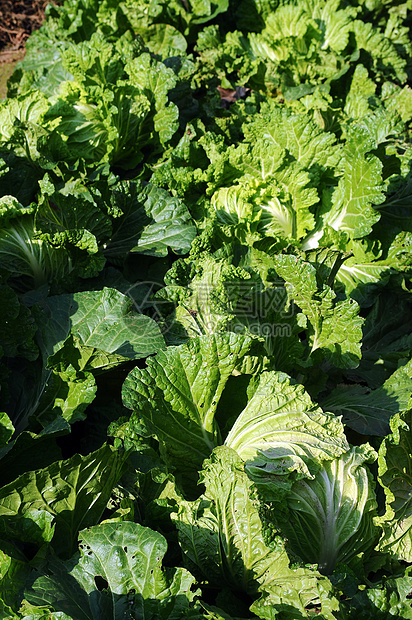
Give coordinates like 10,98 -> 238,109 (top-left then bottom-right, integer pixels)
0,445 -> 127,558
105,182 -> 196,258
25,521 -> 197,620
122,333 -> 252,489
36,288 -> 165,360
321,359 -> 412,436
376,409 -> 412,562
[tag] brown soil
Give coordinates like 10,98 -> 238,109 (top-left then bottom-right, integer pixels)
0,0 -> 51,62
0,0 -> 55,96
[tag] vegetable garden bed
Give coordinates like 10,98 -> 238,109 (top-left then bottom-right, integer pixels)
1,0 -> 412,617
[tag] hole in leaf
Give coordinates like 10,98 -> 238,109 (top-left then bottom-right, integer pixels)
124,546 -> 128,553
94,575 -> 109,591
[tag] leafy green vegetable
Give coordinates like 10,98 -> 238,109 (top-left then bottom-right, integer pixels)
321,359 -> 412,436
104,180 -> 196,258
122,333 -> 253,491
376,409 -> 412,562
25,521 -> 198,619
2,0 -> 412,615
273,255 -> 364,369
273,445 -> 379,574
173,445 -> 334,613
225,371 -> 349,495
0,444 -> 127,558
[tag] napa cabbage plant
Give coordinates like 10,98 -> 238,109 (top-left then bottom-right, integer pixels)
0,197 -> 74,290
269,445 -> 379,574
